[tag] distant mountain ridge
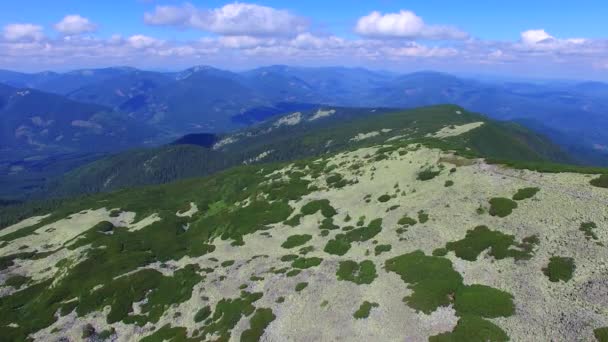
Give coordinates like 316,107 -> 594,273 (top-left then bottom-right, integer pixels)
2,65 -> 607,167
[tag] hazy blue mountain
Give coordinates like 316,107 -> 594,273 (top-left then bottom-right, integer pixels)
0,83 -> 158,158
2,66 -> 608,165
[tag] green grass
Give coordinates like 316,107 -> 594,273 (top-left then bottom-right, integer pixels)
595,327 -> 608,342
295,282 -> 308,292
445,225 -> 538,261
353,301 -> 379,319
374,244 -> 392,256
429,316 -> 509,342
240,308 -> 275,342
336,260 -> 377,285
543,257 -> 575,282
591,175 -> 608,188
281,234 -> 312,249
512,187 -> 540,200
489,197 -> 518,217
580,222 -> 599,240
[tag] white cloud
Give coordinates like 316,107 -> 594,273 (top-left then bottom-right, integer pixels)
355,10 -> 469,40
127,35 -> 163,49
144,2 -> 309,37
521,29 -> 554,45
54,15 -> 97,35
2,23 -> 44,41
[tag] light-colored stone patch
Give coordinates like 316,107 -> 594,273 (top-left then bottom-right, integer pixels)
127,213 -> 161,232
0,214 -> 50,238
212,136 -> 238,150
274,112 -> 302,127
427,122 -> 485,138
350,131 -> 380,142
176,202 -> 199,218
309,109 -> 336,121
243,150 -> 274,165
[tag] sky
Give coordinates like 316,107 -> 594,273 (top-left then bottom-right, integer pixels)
1,0 -> 608,80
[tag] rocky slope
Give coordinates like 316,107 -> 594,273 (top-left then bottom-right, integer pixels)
1,121 -> 607,341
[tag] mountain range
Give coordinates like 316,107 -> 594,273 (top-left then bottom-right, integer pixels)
2,65 -> 608,201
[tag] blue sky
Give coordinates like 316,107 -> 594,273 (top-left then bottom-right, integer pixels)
1,0 -> 608,80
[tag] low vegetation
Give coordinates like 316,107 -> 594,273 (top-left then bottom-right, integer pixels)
281,234 -> 313,249
543,257 -> 575,282
353,301 -> 379,319
445,225 -> 538,261
512,187 -> 540,200
336,260 -> 377,285
489,197 -> 518,217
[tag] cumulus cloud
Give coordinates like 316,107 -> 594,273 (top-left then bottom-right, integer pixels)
127,34 -> 163,49
144,2 -> 309,37
521,29 -> 554,45
54,15 -> 97,35
2,23 -> 44,41
355,10 -> 469,40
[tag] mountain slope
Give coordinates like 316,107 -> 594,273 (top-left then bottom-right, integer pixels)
0,118 -> 607,341
41,105 -> 570,200
0,84 -> 158,157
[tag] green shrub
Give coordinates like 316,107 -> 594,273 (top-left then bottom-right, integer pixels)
377,194 -> 391,202
512,187 -> 540,200
398,215 -> 417,226
591,175 -> 608,188
444,180 -> 454,187
240,308 -> 275,342
336,260 -> 377,285
429,316 -> 509,342
324,237 -> 351,256
291,257 -> 322,269
489,198 -> 518,217
295,282 -> 308,292
301,200 -> 337,218
353,301 -> 379,319
4,275 -> 30,288
445,226 -> 537,261
374,244 -> 392,256
543,257 -> 575,282
594,327 -> 608,342
281,235 -> 312,249
580,222 -> 599,240
194,306 -> 212,323
418,210 -> 429,223
453,285 -> 515,318
417,168 -> 441,181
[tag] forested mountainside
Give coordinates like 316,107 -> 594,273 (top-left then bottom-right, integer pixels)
40,105 -> 570,199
